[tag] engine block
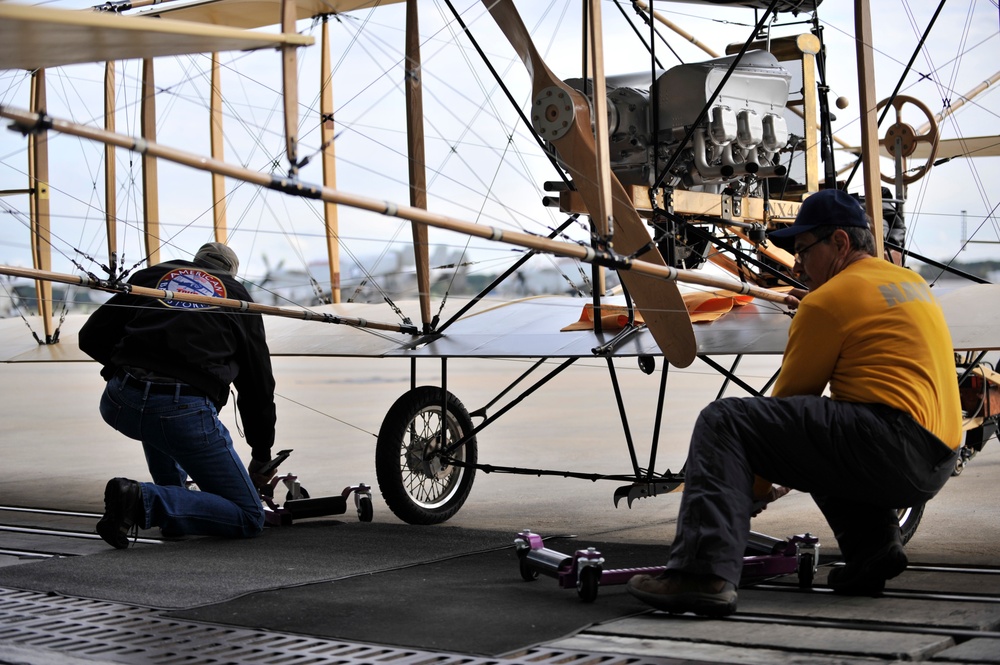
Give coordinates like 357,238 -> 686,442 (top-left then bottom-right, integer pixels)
561,50 -> 792,190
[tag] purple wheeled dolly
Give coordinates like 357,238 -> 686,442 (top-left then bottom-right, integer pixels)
258,449 -> 375,526
741,532 -> 820,588
513,529 -> 819,602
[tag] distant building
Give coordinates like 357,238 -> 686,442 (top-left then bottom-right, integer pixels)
0,277 -> 109,318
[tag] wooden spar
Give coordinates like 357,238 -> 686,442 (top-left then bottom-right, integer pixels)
104,62 -> 118,267
405,0 -> 432,330
586,0 -> 612,238
210,52 -> 228,242
320,19 -> 342,304
586,0 -> 610,296
281,0 -> 300,172
0,105 -> 795,308
631,0 -> 718,58
798,34 -> 821,194
854,0 -> 884,258
141,58 -> 161,265
0,264 -> 418,335
29,71 -> 55,344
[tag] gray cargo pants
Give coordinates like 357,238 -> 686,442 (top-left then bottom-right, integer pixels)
665,395 -> 958,585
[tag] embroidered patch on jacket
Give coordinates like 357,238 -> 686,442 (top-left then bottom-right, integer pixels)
157,268 -> 227,309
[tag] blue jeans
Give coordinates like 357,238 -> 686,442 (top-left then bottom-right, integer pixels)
99,373 -> 265,538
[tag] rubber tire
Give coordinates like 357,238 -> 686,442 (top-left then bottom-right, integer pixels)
519,555 -> 539,582
577,567 -> 601,603
375,386 -> 478,525
798,552 -> 815,590
897,503 -> 925,546
285,486 -> 309,501
357,495 -> 374,522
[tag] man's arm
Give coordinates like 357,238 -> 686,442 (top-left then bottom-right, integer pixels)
233,313 -> 277,462
78,294 -> 132,366
771,302 -> 842,398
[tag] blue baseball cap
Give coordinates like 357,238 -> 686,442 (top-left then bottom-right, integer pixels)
769,189 -> 868,242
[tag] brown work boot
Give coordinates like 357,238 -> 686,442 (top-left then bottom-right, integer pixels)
627,571 -> 737,617
828,538 -> 908,596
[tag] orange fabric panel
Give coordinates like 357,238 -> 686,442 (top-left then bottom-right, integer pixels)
561,290 -> 754,332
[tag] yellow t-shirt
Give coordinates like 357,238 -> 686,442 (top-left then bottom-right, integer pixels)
772,257 -> 962,449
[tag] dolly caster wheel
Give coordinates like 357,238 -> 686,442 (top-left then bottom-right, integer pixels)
577,566 -> 601,602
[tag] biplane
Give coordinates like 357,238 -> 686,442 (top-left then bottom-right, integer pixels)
0,0 -> 997,543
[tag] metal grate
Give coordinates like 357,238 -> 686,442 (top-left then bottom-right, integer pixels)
503,649 -> 694,665
0,588 -> 688,665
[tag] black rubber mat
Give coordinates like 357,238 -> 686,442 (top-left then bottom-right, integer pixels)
168,538 -> 664,656
0,521 -> 513,609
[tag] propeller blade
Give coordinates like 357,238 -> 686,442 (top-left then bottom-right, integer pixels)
484,0 -> 697,367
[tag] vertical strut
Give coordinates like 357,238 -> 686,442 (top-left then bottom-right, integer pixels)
320,18 -> 341,304
29,70 -> 54,343
104,62 -> 118,270
645,359 -> 670,482
141,58 -> 160,265
606,358 -> 641,477
210,53 -> 227,243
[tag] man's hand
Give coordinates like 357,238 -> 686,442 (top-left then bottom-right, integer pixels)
248,458 -> 277,490
751,485 -> 791,518
783,288 -> 809,310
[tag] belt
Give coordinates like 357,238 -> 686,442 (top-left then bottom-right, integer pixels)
118,371 -> 206,399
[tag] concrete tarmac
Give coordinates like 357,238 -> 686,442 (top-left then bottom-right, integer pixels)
2,356 -> 1000,665
3,355 -> 998,561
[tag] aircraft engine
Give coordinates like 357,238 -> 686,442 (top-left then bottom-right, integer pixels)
561,50 -> 792,191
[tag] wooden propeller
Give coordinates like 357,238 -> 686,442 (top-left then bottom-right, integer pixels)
483,0 -> 697,367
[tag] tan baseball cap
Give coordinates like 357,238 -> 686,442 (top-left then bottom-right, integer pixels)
194,242 -> 240,276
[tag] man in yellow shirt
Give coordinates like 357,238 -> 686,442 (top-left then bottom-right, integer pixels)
628,188 -> 961,616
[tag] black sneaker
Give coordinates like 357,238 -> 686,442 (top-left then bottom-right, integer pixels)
96,478 -> 144,549
627,571 -> 737,617
828,540 -> 908,596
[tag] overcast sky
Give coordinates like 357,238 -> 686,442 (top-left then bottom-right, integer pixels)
0,0 -> 996,293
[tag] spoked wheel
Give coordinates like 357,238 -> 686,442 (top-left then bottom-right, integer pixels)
897,503 -> 925,545
375,386 -> 478,525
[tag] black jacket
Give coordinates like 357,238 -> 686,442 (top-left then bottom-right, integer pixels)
78,259 -> 276,460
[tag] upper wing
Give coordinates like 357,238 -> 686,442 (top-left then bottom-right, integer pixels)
137,0 -> 403,29
0,2 -> 312,71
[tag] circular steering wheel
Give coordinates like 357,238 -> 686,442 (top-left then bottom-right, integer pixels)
875,95 -> 940,185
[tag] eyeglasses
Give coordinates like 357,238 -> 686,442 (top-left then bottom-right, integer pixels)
793,229 -> 835,263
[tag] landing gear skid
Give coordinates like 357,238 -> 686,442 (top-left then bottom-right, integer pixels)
258,449 -> 374,526
513,530 -> 819,603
